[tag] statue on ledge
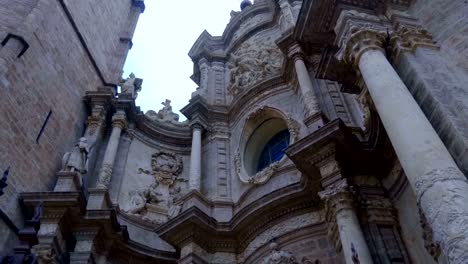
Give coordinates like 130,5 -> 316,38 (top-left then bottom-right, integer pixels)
119,72 -> 143,99
61,137 -> 90,174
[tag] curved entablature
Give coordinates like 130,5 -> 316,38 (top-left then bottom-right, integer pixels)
135,113 -> 191,148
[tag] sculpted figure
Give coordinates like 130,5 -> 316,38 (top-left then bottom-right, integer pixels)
157,99 -> 180,123
119,73 -> 143,99
62,137 -> 90,174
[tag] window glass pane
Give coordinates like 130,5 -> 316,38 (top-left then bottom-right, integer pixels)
257,129 -> 290,172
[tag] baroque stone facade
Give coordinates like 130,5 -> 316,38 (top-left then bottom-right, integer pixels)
1,0 -> 468,263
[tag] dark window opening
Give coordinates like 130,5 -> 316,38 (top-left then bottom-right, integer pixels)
36,110 -> 52,144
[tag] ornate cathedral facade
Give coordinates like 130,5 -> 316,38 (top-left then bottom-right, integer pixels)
1,0 -> 468,263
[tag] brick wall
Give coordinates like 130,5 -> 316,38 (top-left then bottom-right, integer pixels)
0,0 -> 137,252
64,0 -> 138,83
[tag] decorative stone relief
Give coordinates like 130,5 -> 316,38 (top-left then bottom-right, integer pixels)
146,99 -> 188,125
119,72 -> 143,99
124,151 -> 186,224
419,207 -> 442,261
260,242 -> 299,264
151,150 -> 184,186
228,33 -> 283,95
61,137 -> 90,174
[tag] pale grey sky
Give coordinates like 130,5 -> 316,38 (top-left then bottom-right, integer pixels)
123,0 -> 244,119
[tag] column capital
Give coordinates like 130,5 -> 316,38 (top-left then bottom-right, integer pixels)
334,10 -> 390,66
386,9 -> 438,62
287,43 -> 305,62
111,110 -> 127,129
86,104 -> 107,137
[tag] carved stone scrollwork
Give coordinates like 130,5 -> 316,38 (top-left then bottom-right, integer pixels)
249,162 -> 280,185
286,115 -> 301,142
151,150 -> 183,186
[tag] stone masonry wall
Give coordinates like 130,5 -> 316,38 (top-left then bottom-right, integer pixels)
63,0 -> 135,84
0,0 -> 135,253
409,0 -> 468,75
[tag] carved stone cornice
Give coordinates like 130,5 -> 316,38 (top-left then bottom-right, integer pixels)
155,178 -> 319,254
286,119 -> 358,181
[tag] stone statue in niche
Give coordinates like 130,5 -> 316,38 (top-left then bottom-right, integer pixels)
61,137 -> 90,174
261,242 -> 299,264
119,72 -> 143,99
227,34 -> 283,95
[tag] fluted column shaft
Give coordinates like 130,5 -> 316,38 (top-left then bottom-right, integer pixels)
96,110 -> 127,189
335,10 -> 468,262
189,124 -> 202,191
320,180 -> 374,264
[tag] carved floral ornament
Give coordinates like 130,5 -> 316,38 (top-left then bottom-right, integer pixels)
235,106 -> 301,185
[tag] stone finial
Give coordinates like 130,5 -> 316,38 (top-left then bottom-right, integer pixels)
240,0 -> 252,11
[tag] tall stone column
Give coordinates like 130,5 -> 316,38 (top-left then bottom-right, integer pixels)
189,123 -> 203,191
287,44 -> 321,121
319,180 -> 373,264
96,110 -> 127,189
335,10 -> 468,262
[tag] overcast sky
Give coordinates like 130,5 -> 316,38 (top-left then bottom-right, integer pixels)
123,0 -> 244,119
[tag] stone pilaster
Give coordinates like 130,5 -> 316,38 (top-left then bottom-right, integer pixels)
189,123 -> 203,192
287,43 -> 322,127
319,179 -> 373,264
96,110 -> 127,189
334,10 -> 468,263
